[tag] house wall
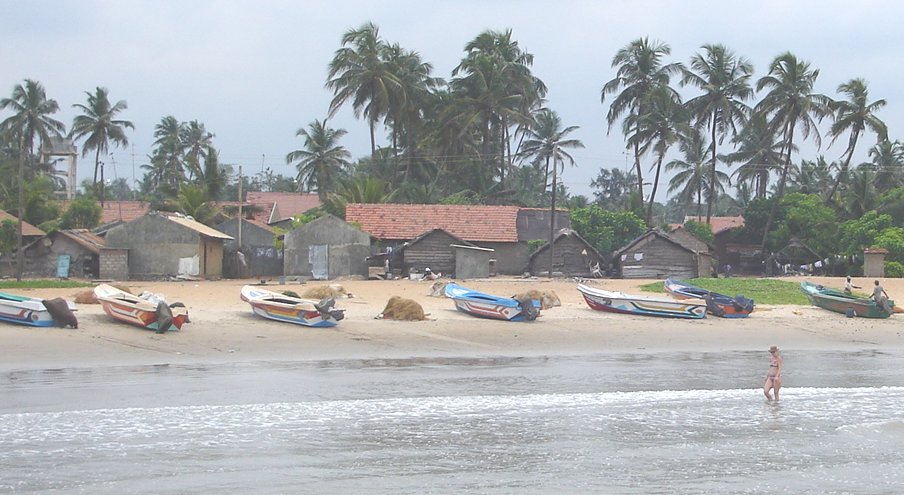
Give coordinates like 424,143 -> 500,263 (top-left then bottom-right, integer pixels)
217,218 -> 283,278
529,236 -> 603,277
99,248 -> 129,281
453,246 -> 493,279
474,241 -> 529,275
864,252 -> 886,278
517,209 -> 571,241
284,216 -> 370,278
400,230 -> 460,276
24,236 -> 98,279
618,235 -> 698,279
104,215 -> 207,279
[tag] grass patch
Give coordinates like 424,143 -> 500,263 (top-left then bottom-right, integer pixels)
638,277 -> 810,305
0,279 -> 95,290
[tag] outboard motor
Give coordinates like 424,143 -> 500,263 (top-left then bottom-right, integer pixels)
314,297 -> 337,320
517,298 -> 540,321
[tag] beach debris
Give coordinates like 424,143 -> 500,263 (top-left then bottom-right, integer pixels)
302,284 -> 349,300
155,301 -> 173,334
376,296 -> 428,321
41,297 -> 79,328
281,290 -> 301,298
512,289 -> 561,310
428,281 -> 447,297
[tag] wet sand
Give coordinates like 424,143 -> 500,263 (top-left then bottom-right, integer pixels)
2,276 -> 903,371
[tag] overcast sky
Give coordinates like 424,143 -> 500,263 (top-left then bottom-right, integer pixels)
2,0 -> 901,199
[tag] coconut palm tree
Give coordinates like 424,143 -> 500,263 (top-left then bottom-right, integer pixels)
825,78 -> 887,201
754,52 -> 831,252
0,79 -> 65,280
286,119 -> 351,201
680,44 -> 753,223
869,140 -> 904,192
519,108 -> 584,197
180,120 -> 214,181
666,130 -> 729,218
327,22 -> 401,158
624,86 -> 691,224
844,164 -> 878,218
788,156 -> 835,196
723,112 -> 787,198
601,37 -> 683,210
68,87 -> 133,199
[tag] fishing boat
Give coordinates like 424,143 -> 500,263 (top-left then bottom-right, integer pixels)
800,281 -> 894,318
443,283 -> 540,321
94,284 -> 189,332
664,278 -> 755,318
240,285 -> 345,327
577,283 -> 707,319
0,292 -> 77,327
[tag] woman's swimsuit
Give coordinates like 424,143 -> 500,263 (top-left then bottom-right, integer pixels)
767,357 -> 781,379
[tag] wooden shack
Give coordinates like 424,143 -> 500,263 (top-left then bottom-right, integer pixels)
528,229 -> 606,277
614,229 -> 711,279
397,228 -> 474,277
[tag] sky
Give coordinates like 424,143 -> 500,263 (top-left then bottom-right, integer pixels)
2,0 -> 902,200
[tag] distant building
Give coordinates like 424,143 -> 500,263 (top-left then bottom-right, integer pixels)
283,214 -> 370,280
614,229 -> 713,279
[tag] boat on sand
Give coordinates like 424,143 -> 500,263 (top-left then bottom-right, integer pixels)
94,284 -> 188,332
577,283 -> 706,319
663,278 -> 754,318
240,285 -> 345,327
0,292 -> 77,327
800,281 -> 894,318
443,283 -> 540,321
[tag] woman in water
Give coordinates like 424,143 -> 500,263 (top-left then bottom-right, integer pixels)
764,345 -> 783,400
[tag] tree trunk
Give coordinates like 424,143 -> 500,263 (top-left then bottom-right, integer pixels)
645,153 -> 664,225
15,134 -> 25,282
548,154 -> 557,279
825,130 -> 859,202
759,124 -> 795,257
706,115 -> 717,224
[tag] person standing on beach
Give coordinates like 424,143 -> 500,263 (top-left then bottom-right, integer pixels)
843,276 -> 860,295
870,280 -> 890,311
764,346 -> 783,400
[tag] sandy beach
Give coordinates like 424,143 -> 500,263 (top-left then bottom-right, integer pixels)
2,276 -> 903,371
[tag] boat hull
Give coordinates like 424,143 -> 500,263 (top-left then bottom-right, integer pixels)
800,281 -> 893,318
94,284 -> 187,331
577,284 -> 706,319
444,283 -> 539,321
0,292 -> 76,327
241,285 -> 340,327
663,278 -> 754,318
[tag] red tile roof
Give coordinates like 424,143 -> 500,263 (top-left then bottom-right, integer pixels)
345,203 -> 520,242
682,215 -> 745,234
0,210 -> 45,236
245,192 -> 321,222
90,201 -> 151,224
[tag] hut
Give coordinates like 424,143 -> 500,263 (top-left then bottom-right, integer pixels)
396,228 -> 475,277
283,214 -> 370,279
452,244 -> 495,279
774,238 -> 822,275
0,210 -> 47,278
215,217 -> 282,278
22,229 -> 105,279
528,229 -> 607,278
614,229 -> 712,279
103,212 -> 232,280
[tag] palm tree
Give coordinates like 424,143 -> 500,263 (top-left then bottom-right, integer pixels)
788,156 -> 835,196
327,22 -> 401,158
625,86 -> 691,224
286,119 -> 351,201
680,44 -> 753,223
844,164 -> 878,218
754,52 -> 831,252
68,87 -> 133,200
601,37 -> 683,210
723,112 -> 787,198
590,167 -> 636,210
0,79 -> 65,280
825,78 -> 887,201
180,120 -> 214,181
869,140 -> 904,192
666,130 -> 729,218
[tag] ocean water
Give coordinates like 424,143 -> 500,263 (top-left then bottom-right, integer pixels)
2,351 -> 904,494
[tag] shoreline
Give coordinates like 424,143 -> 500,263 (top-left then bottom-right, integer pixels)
2,276 -> 903,371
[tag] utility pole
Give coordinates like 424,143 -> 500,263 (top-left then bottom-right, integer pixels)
237,165 -> 243,249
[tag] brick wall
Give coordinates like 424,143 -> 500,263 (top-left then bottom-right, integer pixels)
99,248 -> 129,281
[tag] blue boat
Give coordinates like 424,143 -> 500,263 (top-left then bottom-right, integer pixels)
443,283 -> 540,321
663,278 -> 754,318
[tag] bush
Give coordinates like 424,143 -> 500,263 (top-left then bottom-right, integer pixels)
885,261 -> 904,278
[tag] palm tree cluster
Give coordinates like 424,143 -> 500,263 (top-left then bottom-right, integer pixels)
141,116 -> 225,200
599,38 -> 902,242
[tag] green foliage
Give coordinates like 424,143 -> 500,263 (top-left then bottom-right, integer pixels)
639,277 -> 809,305
60,195 -> 102,229
527,239 -> 545,253
570,205 -> 646,255
874,226 -> 904,263
0,219 -> 16,255
24,176 -> 61,226
682,220 -> 714,242
773,193 -> 837,255
838,211 -> 895,256
885,261 -> 904,278
440,191 -> 480,205
0,279 -> 94,289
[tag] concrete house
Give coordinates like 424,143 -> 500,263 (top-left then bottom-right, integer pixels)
23,229 -> 105,279
103,212 -> 233,280
283,214 -> 370,279
216,217 -> 283,278
345,204 -> 569,275
528,228 -> 607,278
614,229 -> 713,279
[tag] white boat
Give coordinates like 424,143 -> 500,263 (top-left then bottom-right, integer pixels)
94,284 -> 188,332
240,285 -> 345,327
0,292 -> 77,327
577,284 -> 706,319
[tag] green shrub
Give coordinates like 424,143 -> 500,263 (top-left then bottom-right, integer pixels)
885,261 -> 904,278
